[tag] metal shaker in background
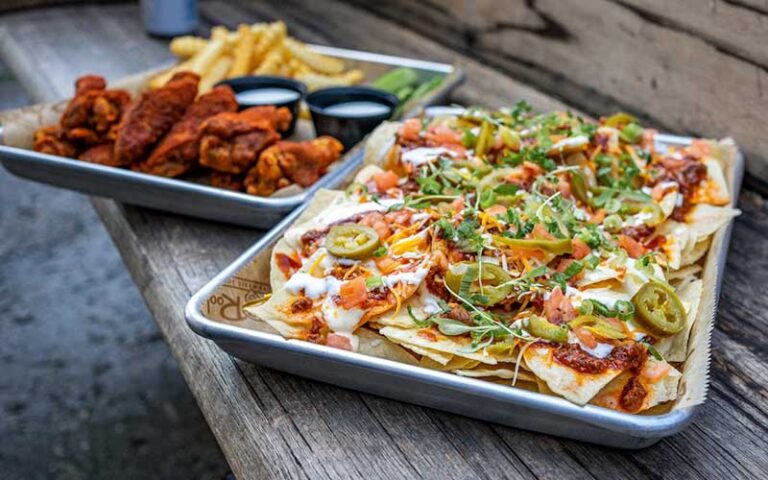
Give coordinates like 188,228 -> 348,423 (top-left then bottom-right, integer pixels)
141,0 -> 198,37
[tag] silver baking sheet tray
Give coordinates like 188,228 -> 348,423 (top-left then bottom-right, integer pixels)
0,46 -> 464,229
185,133 -> 743,448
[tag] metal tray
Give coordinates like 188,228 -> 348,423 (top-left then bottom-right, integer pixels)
0,46 -> 464,229
185,134 -> 744,448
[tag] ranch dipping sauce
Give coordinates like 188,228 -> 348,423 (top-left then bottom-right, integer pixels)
235,88 -> 302,105
322,101 -> 391,118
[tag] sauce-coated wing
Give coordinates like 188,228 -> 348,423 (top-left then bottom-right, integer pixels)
135,85 -> 237,177
198,106 -> 291,174
114,72 -> 199,166
244,136 -> 343,196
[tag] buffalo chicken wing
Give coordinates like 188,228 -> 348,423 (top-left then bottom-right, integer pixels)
198,106 -> 291,174
134,85 -> 238,177
113,72 -> 199,166
244,136 -> 343,196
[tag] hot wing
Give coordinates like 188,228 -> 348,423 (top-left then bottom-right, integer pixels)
134,85 -> 238,177
113,72 -> 199,166
198,106 -> 291,174
244,136 -> 343,196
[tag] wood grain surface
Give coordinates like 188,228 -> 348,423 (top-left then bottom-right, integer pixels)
344,0 -> 768,186
1,1 -> 767,479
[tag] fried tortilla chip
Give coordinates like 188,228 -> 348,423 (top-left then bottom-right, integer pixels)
591,359 -> 681,412
523,345 -> 623,405
363,121 -> 401,167
378,326 -> 504,365
655,279 -> 703,362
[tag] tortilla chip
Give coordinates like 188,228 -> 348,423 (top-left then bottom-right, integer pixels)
378,326 -> 502,365
668,264 -> 702,284
357,328 -> 419,365
685,204 -> 740,242
655,279 -> 703,362
455,366 -> 537,383
523,345 -> 622,405
659,191 -> 678,219
680,239 -> 710,267
419,355 -> 480,371
353,164 -> 384,184
591,359 -> 681,412
363,121 -> 401,167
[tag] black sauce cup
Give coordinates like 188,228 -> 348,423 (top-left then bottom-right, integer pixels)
306,86 -> 399,150
216,76 -> 307,137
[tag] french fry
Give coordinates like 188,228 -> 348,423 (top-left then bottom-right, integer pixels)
170,36 -> 209,58
188,38 -> 226,75
199,55 -> 233,92
252,21 -> 286,67
296,69 -> 365,91
228,24 -> 255,78
149,59 -> 194,89
284,38 -> 345,75
254,46 -> 286,75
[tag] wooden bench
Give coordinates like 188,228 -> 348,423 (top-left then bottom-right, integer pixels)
0,1 -> 766,478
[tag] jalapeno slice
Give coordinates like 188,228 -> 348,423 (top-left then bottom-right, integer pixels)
568,315 -> 626,340
492,236 -> 573,256
527,315 -> 569,343
632,282 -> 686,336
444,261 -> 512,306
325,224 -> 381,259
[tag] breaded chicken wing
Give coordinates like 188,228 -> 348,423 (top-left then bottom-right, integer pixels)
113,72 -> 199,166
134,85 -> 238,177
198,106 -> 291,174
79,142 -> 120,167
209,171 -> 245,191
244,136 -> 343,196
59,75 -> 131,147
33,125 -> 78,158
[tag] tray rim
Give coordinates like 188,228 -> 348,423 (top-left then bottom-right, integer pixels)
184,132 -> 744,440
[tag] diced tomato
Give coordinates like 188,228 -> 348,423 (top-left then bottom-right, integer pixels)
326,334 -> 353,351
571,238 -> 591,259
557,177 -> 573,199
375,256 -> 399,274
339,276 -> 367,309
641,359 -> 671,381
372,170 -> 399,192
690,139 -> 712,158
417,329 -> 438,342
274,252 -> 301,278
588,209 -> 607,224
426,124 -> 463,147
641,128 -> 658,152
618,234 -> 646,259
485,204 -> 507,217
573,327 -> 598,349
451,197 -> 465,213
398,118 -> 422,142
359,212 -> 392,240
543,287 -> 577,324
531,223 -> 555,241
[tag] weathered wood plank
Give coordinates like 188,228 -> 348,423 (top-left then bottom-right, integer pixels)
343,0 -> 768,184
1,1 -> 767,479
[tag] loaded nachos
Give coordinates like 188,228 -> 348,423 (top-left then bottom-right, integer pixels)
246,104 -> 739,413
